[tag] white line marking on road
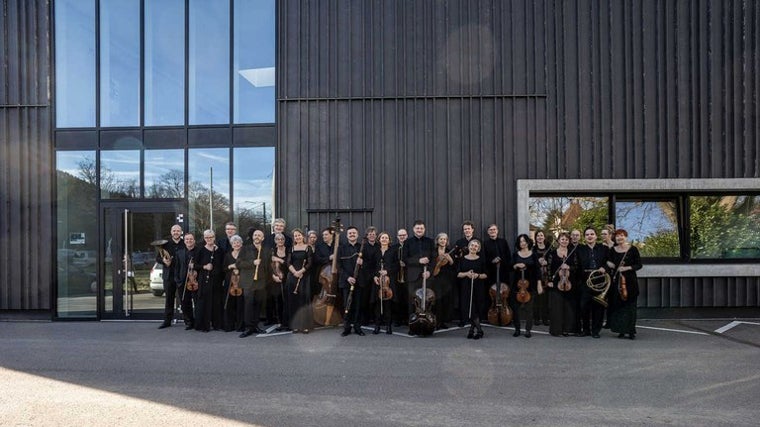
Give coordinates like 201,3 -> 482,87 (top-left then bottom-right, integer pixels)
714,320 -> 760,334
636,325 -> 709,335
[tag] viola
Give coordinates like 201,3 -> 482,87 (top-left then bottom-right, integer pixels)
516,268 -> 531,303
432,246 -> 458,277
377,260 -> 393,301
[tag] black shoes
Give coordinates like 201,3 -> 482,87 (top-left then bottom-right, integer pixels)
513,330 -> 521,337
239,329 -> 255,338
158,321 -> 171,329
354,327 -> 366,336
618,333 -> 625,338
341,328 -> 351,337
184,324 -> 194,330
373,325 -> 381,335
525,331 -> 532,338
592,333 -> 601,339
386,325 -> 393,335
474,328 -> 484,340
629,334 -> 636,340
467,327 -> 475,339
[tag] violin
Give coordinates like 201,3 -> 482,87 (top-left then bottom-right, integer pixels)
516,268 -> 531,303
376,260 -> 393,301
185,259 -> 199,291
228,270 -> 242,296
432,246 -> 458,277
557,266 -> 571,292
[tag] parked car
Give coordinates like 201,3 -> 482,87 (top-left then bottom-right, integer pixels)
149,262 -> 164,296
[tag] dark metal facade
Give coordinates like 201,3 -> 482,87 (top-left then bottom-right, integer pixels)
0,0 -> 52,312
277,0 -> 759,308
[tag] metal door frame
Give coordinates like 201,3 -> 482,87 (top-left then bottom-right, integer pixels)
99,201 -> 185,320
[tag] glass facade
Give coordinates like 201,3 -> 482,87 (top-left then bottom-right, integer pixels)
234,0 -> 276,123
57,151 -> 98,318
53,0 -> 276,318
55,0 -> 96,127
188,148 -> 232,234
100,0 -> 140,126
144,0 -> 185,126
189,0 -> 230,125
234,147 -> 275,233
145,149 -> 185,198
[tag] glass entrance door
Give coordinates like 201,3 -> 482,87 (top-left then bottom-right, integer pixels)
102,204 -> 183,319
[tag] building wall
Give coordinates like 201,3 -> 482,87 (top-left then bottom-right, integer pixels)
277,0 -> 760,308
0,0 -> 53,312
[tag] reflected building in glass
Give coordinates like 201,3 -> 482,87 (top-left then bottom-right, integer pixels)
49,0 -> 276,318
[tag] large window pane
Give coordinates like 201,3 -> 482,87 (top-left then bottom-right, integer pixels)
57,151 -> 98,317
233,147 -> 274,234
55,0 -> 96,128
189,0 -> 230,125
145,0 -> 184,126
529,196 -> 609,241
690,196 -> 760,259
145,149 -> 185,198
234,0 -> 275,124
101,150 -> 140,198
616,200 -> 679,258
99,0 -> 140,126
189,148 -> 231,233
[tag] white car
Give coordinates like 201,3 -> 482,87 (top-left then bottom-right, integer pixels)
149,262 -> 164,296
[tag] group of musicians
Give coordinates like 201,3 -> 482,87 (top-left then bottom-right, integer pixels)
156,219 -> 642,340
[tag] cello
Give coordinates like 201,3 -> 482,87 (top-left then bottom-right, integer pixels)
313,218 -> 343,326
487,261 -> 512,326
409,265 -> 436,336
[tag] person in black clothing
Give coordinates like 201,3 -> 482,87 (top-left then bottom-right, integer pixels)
339,226 -> 366,336
577,227 -> 610,338
359,227 -> 379,325
157,224 -> 185,329
195,230 -> 224,332
174,233 -> 200,329
392,228 -> 409,327
371,231 -> 399,334
430,232 -> 456,329
402,220 -> 435,335
238,229 -> 271,338
481,224 -> 512,325
511,234 -> 540,338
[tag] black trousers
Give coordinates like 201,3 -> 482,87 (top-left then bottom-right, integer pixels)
343,285 -> 366,329
243,288 -> 266,330
162,276 -> 178,321
580,289 -> 606,334
178,284 -> 194,325
394,281 -> 409,324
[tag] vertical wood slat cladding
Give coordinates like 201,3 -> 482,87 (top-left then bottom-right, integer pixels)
0,0 -> 52,311
277,0 -> 759,309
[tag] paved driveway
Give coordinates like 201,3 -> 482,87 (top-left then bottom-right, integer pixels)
1,319 -> 759,426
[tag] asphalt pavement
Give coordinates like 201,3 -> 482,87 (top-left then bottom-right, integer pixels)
1,318 -> 759,426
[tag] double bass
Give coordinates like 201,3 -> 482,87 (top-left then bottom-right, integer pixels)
313,218 -> 343,326
487,261 -> 512,326
409,265 -> 436,336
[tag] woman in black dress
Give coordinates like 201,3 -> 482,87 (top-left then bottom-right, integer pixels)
457,239 -> 488,339
222,235 -> 245,332
431,232 -> 456,329
270,233 -> 289,331
546,232 -> 579,336
371,232 -> 398,334
285,229 -> 313,333
533,230 -> 551,326
195,229 -> 224,332
511,234 -> 539,338
606,229 -> 642,339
